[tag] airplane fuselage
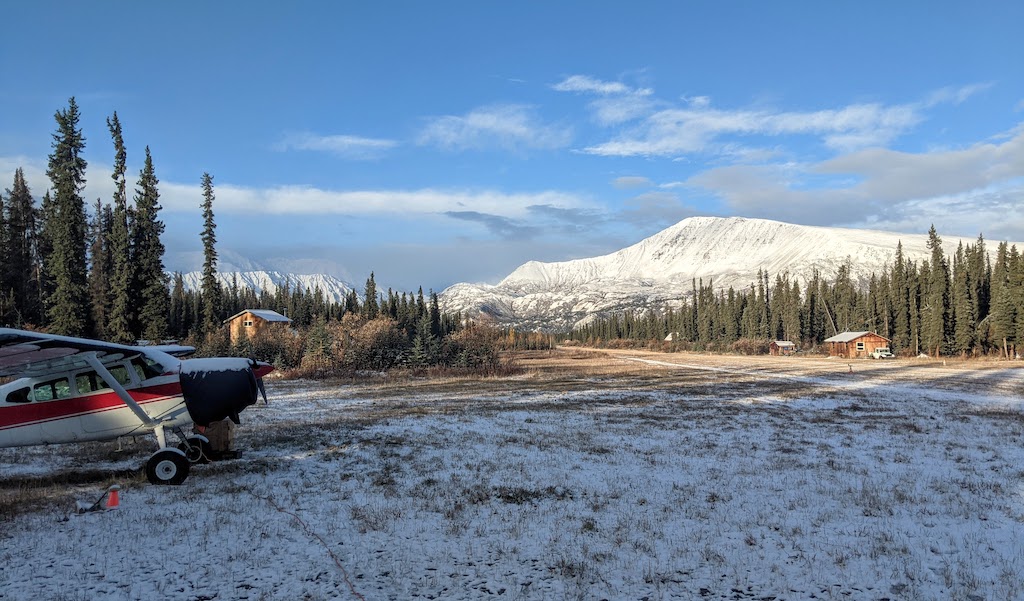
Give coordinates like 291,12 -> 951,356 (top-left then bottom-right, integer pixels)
0,377 -> 190,447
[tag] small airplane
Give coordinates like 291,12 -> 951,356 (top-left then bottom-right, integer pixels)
0,327 -> 273,485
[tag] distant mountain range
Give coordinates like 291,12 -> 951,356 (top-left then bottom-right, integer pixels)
177,270 -> 353,303
437,216 -> 1004,331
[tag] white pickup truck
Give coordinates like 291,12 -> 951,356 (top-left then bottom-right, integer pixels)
871,347 -> 894,359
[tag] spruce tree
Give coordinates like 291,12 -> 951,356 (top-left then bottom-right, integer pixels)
362,272 -> 379,319
87,197 -> 111,337
3,169 -> 38,325
951,243 -> 976,355
44,97 -> 90,336
199,172 -> 221,334
106,112 -> 134,343
922,225 -> 950,356
132,146 -> 170,341
0,190 -> 8,324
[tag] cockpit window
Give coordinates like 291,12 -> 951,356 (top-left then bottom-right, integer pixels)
132,357 -> 161,380
4,387 -> 30,403
106,364 -> 134,386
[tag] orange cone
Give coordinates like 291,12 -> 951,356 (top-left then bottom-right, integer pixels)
104,485 -> 121,510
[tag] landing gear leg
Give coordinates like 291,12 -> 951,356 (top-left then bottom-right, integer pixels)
177,434 -> 212,464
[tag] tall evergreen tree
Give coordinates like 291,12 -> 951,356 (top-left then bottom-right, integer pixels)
921,225 -> 950,356
106,112 -> 134,343
3,169 -> 38,325
44,97 -> 90,336
132,146 -> 169,341
87,198 -> 112,337
199,172 -> 221,334
362,272 -> 379,319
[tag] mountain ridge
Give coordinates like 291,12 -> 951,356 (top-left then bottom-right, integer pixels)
176,270 -> 354,304
438,216 -> 1007,331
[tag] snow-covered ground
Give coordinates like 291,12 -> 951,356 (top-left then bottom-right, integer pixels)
2,351 -> 1024,600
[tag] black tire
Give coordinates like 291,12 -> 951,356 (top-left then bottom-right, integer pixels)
178,436 -> 212,464
146,449 -> 190,485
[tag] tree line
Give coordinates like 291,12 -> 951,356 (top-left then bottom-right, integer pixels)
568,227 -> 1024,359
0,97 -> 538,374
0,99 -> 169,343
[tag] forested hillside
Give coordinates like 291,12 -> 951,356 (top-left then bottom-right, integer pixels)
569,228 -> 1024,358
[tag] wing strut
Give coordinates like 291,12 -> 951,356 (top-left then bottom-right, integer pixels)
83,353 -> 157,428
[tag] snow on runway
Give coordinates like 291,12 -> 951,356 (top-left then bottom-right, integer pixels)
2,353 -> 1024,600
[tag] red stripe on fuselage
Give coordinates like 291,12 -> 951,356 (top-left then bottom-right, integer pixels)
0,382 -> 183,430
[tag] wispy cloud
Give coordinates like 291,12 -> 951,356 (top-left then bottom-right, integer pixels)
684,123 -> 1024,236
444,211 -> 540,240
923,83 -> 992,107
612,176 -> 654,190
618,191 -> 700,229
581,84 -> 993,157
553,74 -> 656,125
156,182 -> 592,220
585,102 -> 923,157
417,104 -> 572,152
551,75 -> 652,97
276,131 -> 398,159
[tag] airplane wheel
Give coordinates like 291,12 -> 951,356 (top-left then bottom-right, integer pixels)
178,436 -> 212,464
146,449 -> 190,485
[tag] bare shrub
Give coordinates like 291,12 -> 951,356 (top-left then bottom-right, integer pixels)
730,338 -> 771,355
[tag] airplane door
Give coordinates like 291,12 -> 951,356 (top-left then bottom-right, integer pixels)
28,376 -> 86,443
78,365 -> 137,435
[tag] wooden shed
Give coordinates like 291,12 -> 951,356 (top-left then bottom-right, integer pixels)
224,309 -> 291,345
770,340 -> 797,356
823,331 -> 890,359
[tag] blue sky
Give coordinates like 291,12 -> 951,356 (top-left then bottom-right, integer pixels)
2,2 -> 1022,292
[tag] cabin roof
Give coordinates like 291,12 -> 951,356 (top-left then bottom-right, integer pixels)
823,331 -> 889,343
223,309 -> 291,324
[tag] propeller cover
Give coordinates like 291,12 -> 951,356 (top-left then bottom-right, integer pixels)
179,358 -> 260,427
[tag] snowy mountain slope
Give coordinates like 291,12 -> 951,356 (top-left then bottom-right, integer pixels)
177,271 -> 353,304
439,216 -> 1002,331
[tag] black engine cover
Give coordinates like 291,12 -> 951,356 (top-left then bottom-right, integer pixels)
179,358 -> 259,427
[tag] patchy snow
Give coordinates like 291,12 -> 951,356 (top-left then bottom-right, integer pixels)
2,353 -> 1024,600
178,357 -> 254,375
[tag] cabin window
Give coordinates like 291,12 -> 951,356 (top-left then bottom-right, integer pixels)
856,342 -> 865,351
75,371 -> 111,394
31,377 -> 72,402
5,387 -> 31,403
243,320 -> 254,327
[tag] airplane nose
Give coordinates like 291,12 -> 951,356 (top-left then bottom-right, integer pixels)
178,358 -> 267,427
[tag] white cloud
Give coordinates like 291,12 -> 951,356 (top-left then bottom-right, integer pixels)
417,104 -> 572,152
816,126 -> 1024,201
276,132 -> 397,159
582,84 -> 994,158
611,176 -> 653,190
923,83 -> 992,107
551,75 -> 651,97
158,181 -> 592,219
553,74 -> 657,125
683,124 -> 1024,236
584,102 -> 924,157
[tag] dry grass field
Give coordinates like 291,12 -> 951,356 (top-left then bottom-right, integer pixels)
2,348 -> 1023,600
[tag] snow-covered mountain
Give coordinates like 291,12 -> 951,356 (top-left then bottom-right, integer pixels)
439,216 -> 999,331
177,271 -> 353,304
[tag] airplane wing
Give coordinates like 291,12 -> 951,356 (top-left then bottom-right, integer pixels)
0,328 -> 145,379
